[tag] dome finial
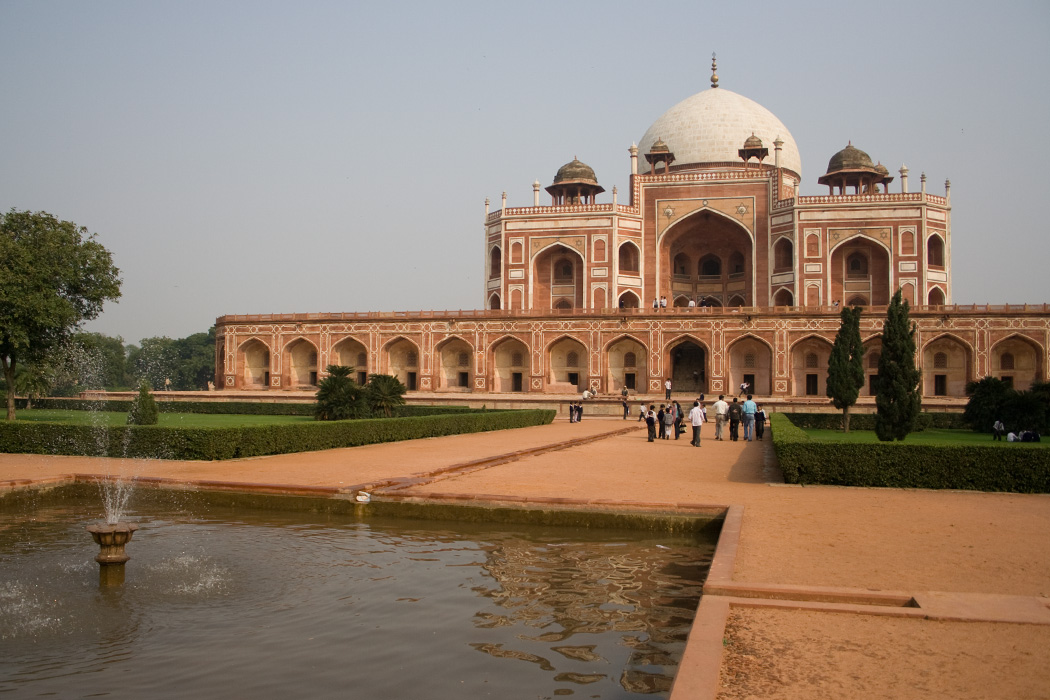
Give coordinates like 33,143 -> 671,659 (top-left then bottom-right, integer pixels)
710,52 -> 719,89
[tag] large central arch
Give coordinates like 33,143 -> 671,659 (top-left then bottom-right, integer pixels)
660,209 -> 753,307
667,336 -> 708,395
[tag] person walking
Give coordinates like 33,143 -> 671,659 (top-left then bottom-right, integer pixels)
755,404 -> 767,441
664,378 -> 672,400
742,394 -> 757,441
673,400 -> 684,440
712,395 -> 729,441
638,402 -> 647,422
688,400 -> 706,446
993,419 -> 1005,441
728,398 -> 742,441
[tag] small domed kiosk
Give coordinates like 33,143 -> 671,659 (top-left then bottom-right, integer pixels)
545,158 -> 605,205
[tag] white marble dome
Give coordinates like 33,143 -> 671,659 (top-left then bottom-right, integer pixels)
638,88 -> 802,176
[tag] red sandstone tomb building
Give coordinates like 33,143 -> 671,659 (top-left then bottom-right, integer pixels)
215,63 -> 1047,400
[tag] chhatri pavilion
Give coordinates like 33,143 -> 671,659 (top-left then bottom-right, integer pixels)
214,60 -> 1047,401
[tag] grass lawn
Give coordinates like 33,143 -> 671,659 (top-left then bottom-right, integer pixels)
803,427 -> 1049,447
13,409 -> 313,428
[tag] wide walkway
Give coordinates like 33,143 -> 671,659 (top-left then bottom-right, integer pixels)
2,418 -> 1048,699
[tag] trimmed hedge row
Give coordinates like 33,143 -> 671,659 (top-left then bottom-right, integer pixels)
0,409 -> 556,461
14,398 -> 482,417
770,413 -> 1050,493
782,411 -> 968,431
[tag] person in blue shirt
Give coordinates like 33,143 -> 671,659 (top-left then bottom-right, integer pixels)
742,394 -> 757,441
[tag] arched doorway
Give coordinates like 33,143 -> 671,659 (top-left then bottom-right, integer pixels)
532,244 -> 584,310
830,239 -> 890,306
492,337 -> 529,392
727,337 -> 772,396
285,339 -> 318,388
790,337 -> 833,396
385,338 -> 420,391
669,339 -> 707,395
607,336 -> 647,394
922,336 -> 970,397
333,337 -> 369,385
240,339 -> 270,389
661,210 -> 753,306
436,337 -> 474,391
548,336 -> 587,392
990,335 -> 1042,390
618,290 -> 640,308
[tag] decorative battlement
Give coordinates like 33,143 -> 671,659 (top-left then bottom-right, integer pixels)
486,203 -> 639,223
774,191 -> 950,210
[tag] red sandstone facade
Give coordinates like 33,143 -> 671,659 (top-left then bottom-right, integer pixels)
214,74 -> 1047,398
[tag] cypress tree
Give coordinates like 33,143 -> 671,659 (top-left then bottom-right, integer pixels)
875,289 -> 921,440
826,306 -> 865,431
127,381 -> 159,425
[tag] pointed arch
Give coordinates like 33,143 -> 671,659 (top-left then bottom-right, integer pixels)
927,285 -> 945,306
546,334 -> 588,392
532,243 -> 585,311
726,334 -> 774,395
283,337 -> 319,388
927,233 -> 945,267
605,334 -> 649,395
618,290 -> 641,308
989,334 -> 1044,389
489,245 -> 502,278
490,334 -> 530,393
238,338 -> 271,389
332,335 -> 370,385
489,292 -> 502,310
789,334 -> 834,397
618,240 -> 640,274
435,335 -> 475,392
921,333 -> 972,397
383,336 -> 421,390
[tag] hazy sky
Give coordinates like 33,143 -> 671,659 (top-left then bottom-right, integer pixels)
2,1 -> 1048,344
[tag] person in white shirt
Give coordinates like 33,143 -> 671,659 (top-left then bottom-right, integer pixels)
712,395 -> 729,441
688,401 -> 706,447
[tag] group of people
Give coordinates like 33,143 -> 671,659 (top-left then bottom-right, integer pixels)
567,401 -> 586,422
647,296 -> 724,309
641,400 -> 693,442
993,420 -> 1041,442
710,394 -> 766,442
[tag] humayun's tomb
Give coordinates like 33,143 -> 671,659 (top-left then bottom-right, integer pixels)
214,61 -> 1048,403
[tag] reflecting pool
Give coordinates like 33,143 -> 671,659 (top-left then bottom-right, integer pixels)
0,489 -> 716,699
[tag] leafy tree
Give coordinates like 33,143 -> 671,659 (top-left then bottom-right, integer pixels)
127,381 -> 159,425
126,328 -> 215,391
364,373 -> 407,417
826,306 -> 865,432
14,363 -> 52,409
127,336 -> 177,390
0,210 -> 121,419
875,289 -> 922,441
314,365 -> 366,421
963,376 -> 1012,433
1002,390 -> 1049,435
74,332 -> 130,389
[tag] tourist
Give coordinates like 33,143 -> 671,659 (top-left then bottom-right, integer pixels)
645,405 -> 657,442
664,377 -> 672,400
712,394 -> 729,441
742,394 -> 757,441
728,398 -> 742,441
660,296 -> 667,310
653,298 -> 659,310
657,405 -> 667,439
661,404 -> 674,439
673,400 -> 684,439
638,402 -> 647,422
577,401 -> 584,422
621,397 -> 629,419
687,298 -> 696,308
738,380 -> 749,397
164,377 -> 171,391
688,400 -> 705,447
755,404 -> 767,441
992,419 -> 1005,441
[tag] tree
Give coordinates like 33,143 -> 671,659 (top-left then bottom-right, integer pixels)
0,210 -> 121,420
875,289 -> 922,441
14,363 -> 52,409
127,381 -> 159,425
364,373 -> 407,417
826,306 -> 865,432
314,365 -> 366,420
963,376 -> 1012,433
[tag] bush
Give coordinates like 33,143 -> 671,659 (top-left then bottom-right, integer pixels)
14,398 -> 486,417
0,409 -> 556,460
771,413 -> 1050,493
126,383 -> 159,425
778,412 -> 967,431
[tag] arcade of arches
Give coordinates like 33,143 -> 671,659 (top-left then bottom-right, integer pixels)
217,311 -> 1046,398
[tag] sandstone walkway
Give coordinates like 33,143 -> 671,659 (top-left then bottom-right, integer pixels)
1,418 -> 1048,699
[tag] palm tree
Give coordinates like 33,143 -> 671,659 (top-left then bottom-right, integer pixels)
314,365 -> 365,421
364,374 -> 407,417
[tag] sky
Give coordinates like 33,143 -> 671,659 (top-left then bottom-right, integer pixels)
2,0 -> 1048,344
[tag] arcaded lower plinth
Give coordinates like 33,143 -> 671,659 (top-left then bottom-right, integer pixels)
86,522 -> 139,586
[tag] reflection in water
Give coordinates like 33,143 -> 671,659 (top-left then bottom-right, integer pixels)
0,495 -> 713,699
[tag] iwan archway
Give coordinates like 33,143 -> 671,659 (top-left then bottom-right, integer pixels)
660,208 -> 753,307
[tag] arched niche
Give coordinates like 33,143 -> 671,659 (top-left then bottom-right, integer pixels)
773,288 -> 794,306
333,337 -> 369,385
990,335 -> 1043,389
618,241 -> 640,274
533,244 -> 584,310
830,238 -> 890,306
436,337 -> 474,392
606,336 -> 648,394
489,246 -> 502,278
667,337 -> 708,395
927,234 -> 945,268
384,337 -> 420,391
773,237 -> 793,273
548,336 -> 587,392
922,335 -> 971,397
618,290 -> 640,309
239,339 -> 270,389
861,337 -> 883,396
790,336 -> 833,397
285,338 -> 318,388
727,336 -> 772,395
927,287 -> 945,306
491,337 -> 529,392
661,210 -> 753,306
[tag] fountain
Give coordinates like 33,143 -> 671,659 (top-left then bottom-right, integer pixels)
85,520 -> 139,586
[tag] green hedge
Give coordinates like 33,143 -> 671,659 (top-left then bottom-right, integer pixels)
771,413 -> 1050,493
0,409 -> 556,460
782,412 -> 968,431
14,398 -> 483,417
